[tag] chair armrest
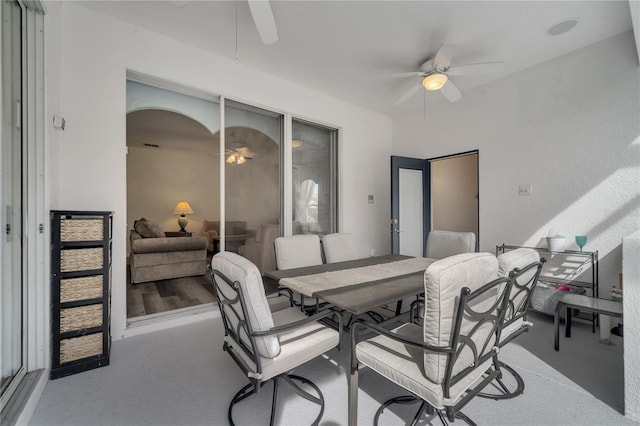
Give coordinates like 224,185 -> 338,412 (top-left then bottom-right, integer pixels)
253,308 -> 343,351
350,318 -> 452,373
255,308 -> 342,335
203,230 -> 218,239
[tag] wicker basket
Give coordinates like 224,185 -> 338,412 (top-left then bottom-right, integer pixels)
60,275 -> 103,303
60,248 -> 103,272
60,333 -> 103,364
60,304 -> 103,333
60,218 -> 104,242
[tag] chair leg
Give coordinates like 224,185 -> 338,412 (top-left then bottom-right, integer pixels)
374,395 -> 442,426
270,378 -> 280,426
228,374 -> 324,426
477,360 -> 525,400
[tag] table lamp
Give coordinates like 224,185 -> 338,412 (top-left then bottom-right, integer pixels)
173,201 -> 194,232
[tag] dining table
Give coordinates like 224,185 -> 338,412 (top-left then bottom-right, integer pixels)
263,254 -> 437,426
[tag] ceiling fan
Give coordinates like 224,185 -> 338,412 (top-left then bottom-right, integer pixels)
225,145 -> 256,164
247,0 -> 279,45
169,0 -> 278,45
390,44 -> 504,105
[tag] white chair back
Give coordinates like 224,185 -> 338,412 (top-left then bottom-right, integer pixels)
210,252 -> 280,359
322,233 -> 360,263
423,252 -> 499,384
274,234 -> 323,270
497,248 -> 543,341
425,230 -> 476,259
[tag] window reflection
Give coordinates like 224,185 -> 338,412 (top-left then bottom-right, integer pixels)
292,120 -> 338,235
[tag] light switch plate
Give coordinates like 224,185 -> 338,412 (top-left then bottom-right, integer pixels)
518,184 -> 532,196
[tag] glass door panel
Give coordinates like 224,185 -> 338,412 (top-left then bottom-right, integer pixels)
291,119 -> 338,236
1,0 -> 25,403
223,100 -> 282,271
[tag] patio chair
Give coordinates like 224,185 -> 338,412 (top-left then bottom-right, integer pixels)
274,234 -> 323,269
351,252 -> 511,425
478,248 -> 544,399
322,232 -> 360,263
425,230 -> 476,259
274,234 -> 324,309
209,252 -> 342,426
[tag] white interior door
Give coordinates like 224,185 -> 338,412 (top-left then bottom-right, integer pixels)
398,169 -> 423,257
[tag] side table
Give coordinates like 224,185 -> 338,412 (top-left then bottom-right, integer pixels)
166,231 -> 192,237
554,293 -> 623,351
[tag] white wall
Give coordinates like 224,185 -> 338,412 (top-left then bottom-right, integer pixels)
393,31 -> 640,294
127,146 -> 221,236
47,3 -> 392,340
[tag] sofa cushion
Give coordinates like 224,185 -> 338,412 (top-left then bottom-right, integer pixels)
134,218 -> 165,238
130,235 -> 207,254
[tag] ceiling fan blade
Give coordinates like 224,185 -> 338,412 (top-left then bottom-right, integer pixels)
394,84 -> 422,106
440,80 -> 462,103
386,72 -> 426,79
236,147 -> 256,157
447,62 -> 504,76
434,44 -> 457,68
247,0 -> 279,45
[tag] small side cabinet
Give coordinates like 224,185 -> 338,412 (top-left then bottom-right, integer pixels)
51,210 -> 113,379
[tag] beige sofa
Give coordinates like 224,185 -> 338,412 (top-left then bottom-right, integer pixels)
129,229 -> 208,284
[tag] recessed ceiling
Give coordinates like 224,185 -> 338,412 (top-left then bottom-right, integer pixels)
127,109 -> 217,155
83,1 -> 633,117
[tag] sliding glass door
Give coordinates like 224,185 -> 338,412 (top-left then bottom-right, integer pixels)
1,0 -> 25,405
222,100 -> 283,270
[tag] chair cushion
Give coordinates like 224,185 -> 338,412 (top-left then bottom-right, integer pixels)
274,234 -> 323,270
423,252 -> 498,384
211,252 -> 279,359
227,307 -> 339,382
425,230 -> 475,259
322,233 -> 360,263
497,248 -> 540,278
356,323 -> 493,409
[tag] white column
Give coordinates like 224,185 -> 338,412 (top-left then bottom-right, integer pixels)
623,230 -> 640,421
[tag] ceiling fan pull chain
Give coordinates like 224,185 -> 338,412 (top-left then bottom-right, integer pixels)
235,0 -> 240,60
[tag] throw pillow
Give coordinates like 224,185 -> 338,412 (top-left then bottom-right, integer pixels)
134,218 -> 165,238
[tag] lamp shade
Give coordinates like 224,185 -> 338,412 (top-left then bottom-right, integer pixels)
422,73 -> 448,91
173,201 -> 194,215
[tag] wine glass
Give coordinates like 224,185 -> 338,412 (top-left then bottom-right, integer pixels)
575,235 -> 587,252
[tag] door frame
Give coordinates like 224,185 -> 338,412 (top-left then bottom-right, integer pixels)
391,150 -> 479,256
427,150 -> 479,251
390,156 -> 429,255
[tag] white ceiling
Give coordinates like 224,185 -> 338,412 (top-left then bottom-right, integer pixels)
83,1 -> 634,117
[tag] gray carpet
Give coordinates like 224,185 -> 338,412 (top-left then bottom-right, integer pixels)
30,311 -> 635,426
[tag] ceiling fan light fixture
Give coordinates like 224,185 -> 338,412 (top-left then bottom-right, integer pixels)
226,153 -> 236,164
236,155 -> 246,164
422,73 -> 448,91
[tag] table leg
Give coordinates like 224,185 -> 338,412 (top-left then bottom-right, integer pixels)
599,315 -> 612,344
554,305 -> 560,351
348,367 -> 359,426
566,307 -> 572,338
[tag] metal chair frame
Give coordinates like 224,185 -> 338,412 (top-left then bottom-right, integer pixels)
351,276 -> 512,426
209,266 -> 342,426
478,259 -> 544,400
